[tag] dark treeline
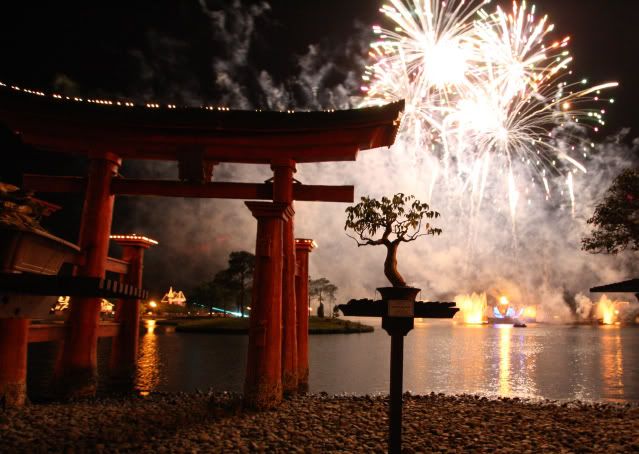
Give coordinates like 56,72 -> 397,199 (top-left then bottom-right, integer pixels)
190,251 -> 254,316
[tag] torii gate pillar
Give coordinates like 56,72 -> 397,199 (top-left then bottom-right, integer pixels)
295,238 -> 316,393
0,318 -> 29,407
244,201 -> 293,409
55,151 -> 121,398
108,234 -> 157,387
272,159 -> 299,395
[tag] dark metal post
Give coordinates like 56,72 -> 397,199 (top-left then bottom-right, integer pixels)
339,288 -> 458,454
389,332 -> 404,454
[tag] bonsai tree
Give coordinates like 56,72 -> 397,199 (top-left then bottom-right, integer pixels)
582,168 -> 639,254
345,193 -> 441,287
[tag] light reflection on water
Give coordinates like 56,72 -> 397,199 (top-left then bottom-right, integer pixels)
136,320 -> 161,394
601,326 -> 624,402
29,319 -> 639,403
498,325 -> 511,396
132,319 -> 639,403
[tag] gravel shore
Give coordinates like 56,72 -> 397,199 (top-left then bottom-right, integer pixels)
1,392 -> 637,453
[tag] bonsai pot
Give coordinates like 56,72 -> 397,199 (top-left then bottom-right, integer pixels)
0,225 -> 80,318
377,287 -> 420,302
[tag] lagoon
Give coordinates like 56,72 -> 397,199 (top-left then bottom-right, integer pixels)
28,318 -> 639,403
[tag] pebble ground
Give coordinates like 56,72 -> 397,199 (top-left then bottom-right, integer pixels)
1,392 -> 637,453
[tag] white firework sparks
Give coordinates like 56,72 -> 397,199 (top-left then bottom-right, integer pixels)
362,0 -> 618,222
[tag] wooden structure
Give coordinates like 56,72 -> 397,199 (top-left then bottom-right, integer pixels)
0,84 -> 404,408
0,229 -> 153,407
294,238 -> 316,392
108,235 -> 157,386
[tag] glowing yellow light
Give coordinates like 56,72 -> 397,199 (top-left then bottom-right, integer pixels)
597,295 -> 621,325
110,234 -> 159,245
522,306 -> 537,319
454,292 -> 487,324
149,301 -> 157,308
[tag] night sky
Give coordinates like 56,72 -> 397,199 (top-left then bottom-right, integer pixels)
1,1 -> 638,296
1,1 -> 637,126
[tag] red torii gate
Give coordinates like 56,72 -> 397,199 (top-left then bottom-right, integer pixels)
0,85 -> 404,408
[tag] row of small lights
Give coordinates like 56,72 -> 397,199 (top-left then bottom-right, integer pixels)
109,234 -> 159,245
295,238 -> 318,248
0,81 -> 351,114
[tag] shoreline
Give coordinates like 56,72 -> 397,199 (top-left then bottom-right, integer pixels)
3,392 -> 637,452
153,316 -> 375,334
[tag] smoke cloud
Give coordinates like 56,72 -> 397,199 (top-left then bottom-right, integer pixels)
106,2 -> 637,321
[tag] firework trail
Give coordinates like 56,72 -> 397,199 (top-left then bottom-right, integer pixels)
361,0 -> 618,227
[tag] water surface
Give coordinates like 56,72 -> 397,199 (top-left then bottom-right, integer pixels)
28,319 -> 639,403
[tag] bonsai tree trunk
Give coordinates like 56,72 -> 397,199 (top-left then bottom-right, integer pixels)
384,240 -> 407,287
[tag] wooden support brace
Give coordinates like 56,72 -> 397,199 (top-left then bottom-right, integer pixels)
28,322 -> 120,343
0,273 -> 148,299
23,175 -> 355,203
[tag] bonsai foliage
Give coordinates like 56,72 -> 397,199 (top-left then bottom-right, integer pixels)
582,168 -> 639,254
345,193 -> 441,287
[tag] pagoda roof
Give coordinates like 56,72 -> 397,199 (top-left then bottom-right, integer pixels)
0,83 -> 404,164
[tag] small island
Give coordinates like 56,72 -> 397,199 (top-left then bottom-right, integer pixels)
154,316 -> 374,334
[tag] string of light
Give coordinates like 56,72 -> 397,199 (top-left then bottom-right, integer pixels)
0,81 -> 347,114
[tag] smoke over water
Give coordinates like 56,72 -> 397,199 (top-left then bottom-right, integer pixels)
110,2 -> 637,321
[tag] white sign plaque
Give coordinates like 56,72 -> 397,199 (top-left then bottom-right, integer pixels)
387,299 -> 414,318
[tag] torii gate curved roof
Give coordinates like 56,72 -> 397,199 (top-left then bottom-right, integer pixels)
0,84 -> 404,164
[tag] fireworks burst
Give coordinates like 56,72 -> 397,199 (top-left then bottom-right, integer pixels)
361,0 -> 618,222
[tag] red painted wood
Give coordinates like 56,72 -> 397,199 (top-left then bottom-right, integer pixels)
55,152 -> 120,398
23,175 -> 355,203
22,174 -> 86,193
294,239 -> 315,392
244,202 -> 292,409
272,160 -> 299,395
28,323 -> 66,343
281,217 -> 298,394
0,88 -> 404,163
109,240 -> 148,384
28,323 -> 120,343
105,257 -> 129,275
0,318 -> 29,407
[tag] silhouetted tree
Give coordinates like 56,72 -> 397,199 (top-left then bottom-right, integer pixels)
309,277 -> 338,318
191,251 -> 255,316
582,169 -> 639,254
227,251 -> 255,316
345,193 -> 441,287
191,271 -> 234,315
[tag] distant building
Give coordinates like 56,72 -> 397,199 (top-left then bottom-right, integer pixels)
161,287 -> 187,306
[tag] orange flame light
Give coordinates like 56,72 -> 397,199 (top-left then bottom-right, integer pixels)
454,293 -> 487,324
597,295 -> 621,325
496,295 -> 510,317
521,306 -> 537,320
